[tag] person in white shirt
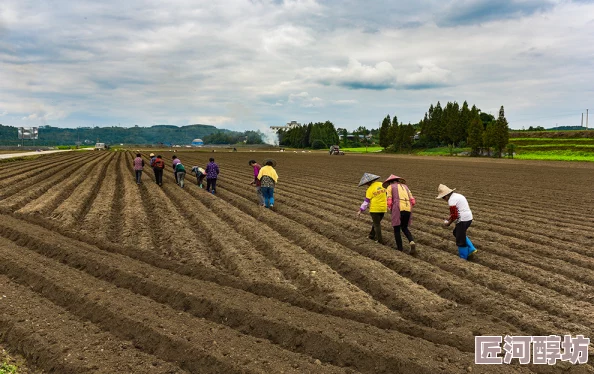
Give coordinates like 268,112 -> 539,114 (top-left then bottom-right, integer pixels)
436,184 -> 477,260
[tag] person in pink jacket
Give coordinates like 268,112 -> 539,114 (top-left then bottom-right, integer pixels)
384,175 -> 416,254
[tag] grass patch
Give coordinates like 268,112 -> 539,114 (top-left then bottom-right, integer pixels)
0,155 -> 41,164
514,150 -> 594,162
340,146 -> 383,153
0,362 -> 18,374
416,147 -> 469,156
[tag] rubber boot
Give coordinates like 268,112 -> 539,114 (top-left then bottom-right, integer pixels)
466,237 -> 477,256
458,246 -> 470,260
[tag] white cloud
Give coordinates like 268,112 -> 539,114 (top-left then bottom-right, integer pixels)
0,0 -> 593,131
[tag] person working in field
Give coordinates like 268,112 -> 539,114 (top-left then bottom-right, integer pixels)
205,157 -> 220,194
437,184 -> 477,260
384,175 -> 416,253
149,153 -> 157,183
133,153 -> 144,185
191,166 -> 206,188
248,160 -> 264,206
152,155 -> 165,186
175,160 -> 186,188
257,159 -> 278,209
357,173 -> 387,244
172,155 -> 181,185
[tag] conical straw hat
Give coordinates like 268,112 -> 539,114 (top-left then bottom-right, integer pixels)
382,174 -> 405,188
436,184 -> 455,199
358,173 -> 381,187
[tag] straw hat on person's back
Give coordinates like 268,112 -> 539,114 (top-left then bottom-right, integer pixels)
436,184 -> 456,199
358,173 -> 381,187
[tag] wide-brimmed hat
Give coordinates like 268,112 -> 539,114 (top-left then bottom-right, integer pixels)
382,174 -> 405,188
149,153 -> 155,157
358,173 -> 381,187
436,184 -> 456,199
263,159 -> 277,167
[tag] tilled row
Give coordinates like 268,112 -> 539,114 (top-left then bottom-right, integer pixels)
0,152 -> 101,203
0,274 -> 187,374
0,152 -> 111,215
0,226 -> 347,374
0,152 -> 84,187
0,214 -> 514,374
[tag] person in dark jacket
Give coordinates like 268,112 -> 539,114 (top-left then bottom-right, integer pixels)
205,157 -> 220,194
152,155 -> 165,186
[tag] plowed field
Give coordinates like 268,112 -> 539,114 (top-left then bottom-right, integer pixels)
0,150 -> 593,374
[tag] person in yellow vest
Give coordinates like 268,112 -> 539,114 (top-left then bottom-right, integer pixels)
357,173 -> 387,244
257,159 -> 279,209
384,175 -> 416,253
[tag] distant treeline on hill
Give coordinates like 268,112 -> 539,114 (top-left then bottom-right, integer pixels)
512,125 -> 593,132
0,124 -> 265,146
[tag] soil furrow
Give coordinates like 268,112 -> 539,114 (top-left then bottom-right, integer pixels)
0,275 -> 188,374
50,153 -> 115,227
0,216 -> 507,373
15,153 -> 111,216
0,237 -> 349,374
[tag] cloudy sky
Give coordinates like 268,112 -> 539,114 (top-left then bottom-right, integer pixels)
1,0 -> 593,133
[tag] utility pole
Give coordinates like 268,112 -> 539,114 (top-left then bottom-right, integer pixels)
581,113 -> 584,127
587,109 -> 589,129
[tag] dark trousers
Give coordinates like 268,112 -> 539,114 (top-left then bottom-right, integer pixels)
196,174 -> 205,187
135,170 -> 142,184
206,178 -> 217,193
174,171 -> 178,184
154,168 -> 163,185
368,212 -> 385,243
394,211 -> 414,250
453,220 -> 472,247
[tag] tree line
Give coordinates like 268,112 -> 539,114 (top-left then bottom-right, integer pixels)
203,130 -> 264,145
277,121 -> 339,149
0,124 -> 265,146
380,101 -> 510,157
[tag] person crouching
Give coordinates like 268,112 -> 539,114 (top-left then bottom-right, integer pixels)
384,174 -> 416,253
436,184 -> 477,260
357,173 -> 387,244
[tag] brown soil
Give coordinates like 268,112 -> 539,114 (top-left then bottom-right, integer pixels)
0,150 -> 593,373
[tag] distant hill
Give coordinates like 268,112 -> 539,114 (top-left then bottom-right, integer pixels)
0,124 -> 263,146
549,126 -> 592,131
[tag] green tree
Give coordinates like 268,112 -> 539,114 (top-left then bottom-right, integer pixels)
457,101 -> 471,145
483,122 -> 496,157
493,106 -> 510,157
467,109 -> 484,156
379,115 -> 391,148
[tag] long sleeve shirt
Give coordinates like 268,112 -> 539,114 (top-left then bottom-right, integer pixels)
205,162 -> 219,179
252,163 -> 262,186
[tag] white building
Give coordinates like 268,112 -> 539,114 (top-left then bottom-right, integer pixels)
270,121 -> 301,132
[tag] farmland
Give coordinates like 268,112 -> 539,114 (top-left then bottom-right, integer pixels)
0,151 -> 593,373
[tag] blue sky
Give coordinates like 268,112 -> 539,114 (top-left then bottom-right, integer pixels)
1,0 -> 593,134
